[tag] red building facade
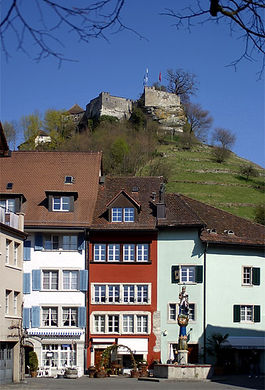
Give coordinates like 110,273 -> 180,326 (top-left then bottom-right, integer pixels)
86,177 -> 163,370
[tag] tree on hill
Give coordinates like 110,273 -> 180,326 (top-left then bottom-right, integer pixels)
165,69 -> 198,103
239,164 -> 259,181
254,204 -> 265,226
211,127 -> 236,163
183,102 -> 213,142
2,121 -> 18,150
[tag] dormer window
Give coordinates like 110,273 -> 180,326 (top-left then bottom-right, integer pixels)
0,199 -> 15,213
53,196 -> 70,211
111,207 -> 135,222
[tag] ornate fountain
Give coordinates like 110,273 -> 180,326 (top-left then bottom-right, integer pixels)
177,286 -> 189,364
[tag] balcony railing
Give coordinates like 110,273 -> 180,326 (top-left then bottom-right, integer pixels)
0,206 -> 19,229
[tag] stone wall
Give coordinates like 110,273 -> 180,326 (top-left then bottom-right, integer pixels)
144,86 -> 181,108
86,92 -> 132,120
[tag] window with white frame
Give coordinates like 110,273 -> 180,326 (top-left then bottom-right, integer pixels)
14,243 -> 19,266
62,307 -> 78,327
123,244 -> 135,262
94,315 -> 105,333
136,315 -> 148,333
137,285 -> 148,303
63,271 -> 78,290
13,292 -> 19,316
108,314 -> 119,333
168,303 -> 195,322
181,266 -> 195,283
95,285 -> 107,303
94,244 -> 106,261
42,344 -> 76,368
123,285 -> 135,303
136,244 -> 149,262
123,314 -> 134,333
108,244 -> 120,261
0,199 -> 15,213
5,240 -> 11,264
108,285 -> 120,303
42,271 -> 59,290
5,290 -> 11,315
111,207 -> 135,222
240,305 -> 253,322
243,267 -> 252,285
92,312 -> 150,334
42,307 -> 58,326
52,196 -> 70,211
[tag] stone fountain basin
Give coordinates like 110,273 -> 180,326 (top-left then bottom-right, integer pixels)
154,364 -> 213,380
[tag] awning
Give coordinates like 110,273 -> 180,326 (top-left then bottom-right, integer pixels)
27,330 -> 83,337
227,337 -> 265,349
117,338 -> 148,354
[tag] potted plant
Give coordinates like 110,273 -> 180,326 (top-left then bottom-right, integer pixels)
88,365 -> 97,378
207,333 -> 230,375
28,351 -> 38,377
138,359 -> 148,377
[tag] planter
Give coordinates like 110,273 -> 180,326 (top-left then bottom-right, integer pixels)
95,369 -> 106,378
138,363 -> 148,377
30,371 -> 38,378
64,368 -> 78,379
130,370 -> 140,378
88,366 -> 97,378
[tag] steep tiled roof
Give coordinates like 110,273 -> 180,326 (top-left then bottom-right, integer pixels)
91,176 -> 163,230
180,194 -> 265,247
67,104 -> 84,114
0,151 -> 102,227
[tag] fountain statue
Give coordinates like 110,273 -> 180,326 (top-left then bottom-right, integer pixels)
177,286 -> 189,364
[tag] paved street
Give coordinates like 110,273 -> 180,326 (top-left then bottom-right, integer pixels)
1,376 -> 264,390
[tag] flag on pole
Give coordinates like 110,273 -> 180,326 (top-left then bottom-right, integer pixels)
143,68 -> 149,86
159,71 -> 162,82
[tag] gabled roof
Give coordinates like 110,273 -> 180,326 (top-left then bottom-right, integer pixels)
0,151 -> 102,228
164,193 -> 265,247
91,176 -> 163,230
106,189 -> 141,209
67,104 -> 85,114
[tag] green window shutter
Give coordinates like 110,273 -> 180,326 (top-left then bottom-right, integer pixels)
171,266 -> 179,284
195,265 -> 203,283
254,306 -> 260,322
233,305 -> 240,322
252,268 -> 260,286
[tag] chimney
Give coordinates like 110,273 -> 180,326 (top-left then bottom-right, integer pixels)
157,182 -> 166,219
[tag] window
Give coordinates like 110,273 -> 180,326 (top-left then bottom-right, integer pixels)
112,208 -> 122,222
42,307 -> 58,326
137,285 -> 148,303
92,312 -> 150,334
136,244 -> 149,262
14,292 -> 19,316
242,267 -> 260,286
5,290 -> 11,315
111,207 -> 135,222
136,315 -> 148,333
42,271 -> 58,290
240,305 -> 253,322
124,285 -> 135,303
124,208 -> 134,222
42,344 -> 76,368
52,196 -> 70,211
14,243 -> 19,266
108,315 -> 119,333
181,266 -> 195,283
5,240 -> 11,264
108,244 -> 120,262
94,244 -> 106,261
0,199 -> 15,213
63,271 -> 78,290
169,303 -> 177,321
123,315 -> 134,333
168,303 -> 195,322
94,315 -> 105,333
123,244 -> 135,262
234,304 -> 260,323
95,285 -> 106,303
62,308 -> 77,327
108,285 -> 120,303
171,265 -> 203,284
43,234 -> 78,251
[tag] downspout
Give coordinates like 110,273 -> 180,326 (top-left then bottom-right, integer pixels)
84,228 -> 88,374
203,242 -> 208,364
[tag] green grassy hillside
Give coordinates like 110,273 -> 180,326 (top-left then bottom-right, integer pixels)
138,141 -> 264,222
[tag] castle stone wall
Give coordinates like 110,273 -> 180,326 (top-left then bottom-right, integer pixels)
144,86 -> 181,108
86,92 -> 132,120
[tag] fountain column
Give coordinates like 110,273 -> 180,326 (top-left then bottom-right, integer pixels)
177,287 -> 189,365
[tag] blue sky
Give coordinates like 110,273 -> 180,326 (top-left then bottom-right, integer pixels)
1,0 -> 264,167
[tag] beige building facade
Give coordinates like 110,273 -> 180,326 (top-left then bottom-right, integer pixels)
0,208 -> 26,384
